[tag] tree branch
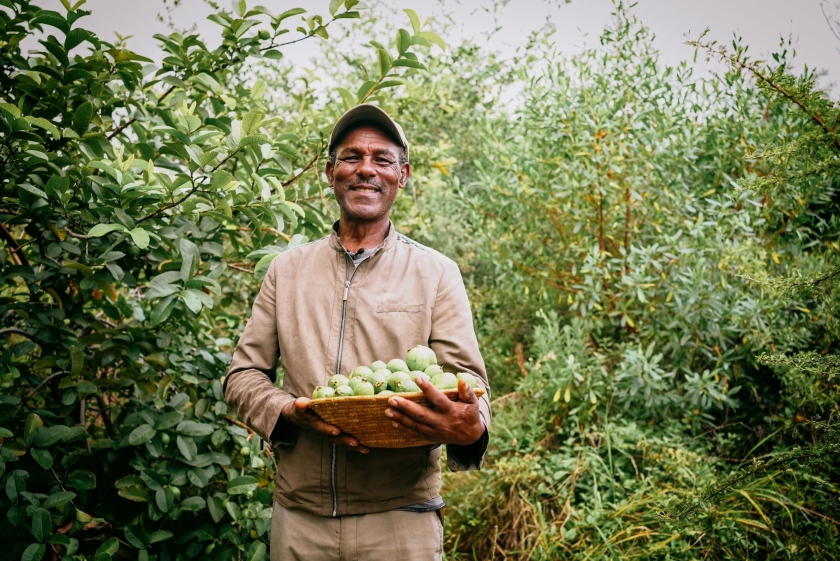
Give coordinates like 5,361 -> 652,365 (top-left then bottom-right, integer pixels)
0,220 -> 30,267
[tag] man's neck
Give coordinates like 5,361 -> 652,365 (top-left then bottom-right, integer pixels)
337,215 -> 390,253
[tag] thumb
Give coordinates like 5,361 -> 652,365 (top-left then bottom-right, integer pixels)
458,379 -> 478,404
295,397 -> 311,413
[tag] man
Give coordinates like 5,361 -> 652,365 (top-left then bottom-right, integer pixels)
224,104 -> 491,561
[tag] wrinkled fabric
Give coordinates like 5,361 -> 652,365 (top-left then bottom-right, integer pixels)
225,223 -> 491,517
270,502 -> 442,561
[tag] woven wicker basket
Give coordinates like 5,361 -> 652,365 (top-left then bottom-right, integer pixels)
309,388 -> 485,448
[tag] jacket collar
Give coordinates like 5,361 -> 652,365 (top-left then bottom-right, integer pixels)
329,220 -> 398,255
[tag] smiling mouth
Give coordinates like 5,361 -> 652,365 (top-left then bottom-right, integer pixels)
351,184 -> 380,193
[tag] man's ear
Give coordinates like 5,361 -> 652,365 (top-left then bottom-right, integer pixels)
325,160 -> 335,187
399,163 -> 411,189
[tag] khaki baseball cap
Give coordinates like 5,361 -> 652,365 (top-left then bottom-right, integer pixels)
329,104 -> 409,160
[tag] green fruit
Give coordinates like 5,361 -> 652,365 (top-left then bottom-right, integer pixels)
378,390 -> 394,397
457,372 -> 479,388
394,379 -> 421,393
406,345 -> 437,371
170,486 -> 181,499
205,544 -> 216,555
411,370 -> 430,383
353,381 -> 375,396
257,29 -> 270,40
371,360 -> 388,371
431,372 -> 458,390
241,446 -> 251,456
160,432 -> 171,445
351,365 -> 373,379
335,384 -> 354,397
424,364 -> 444,377
312,385 -> 335,399
348,377 -> 363,390
328,374 -> 350,389
386,358 -> 409,373
368,370 -> 389,392
386,371 -> 411,391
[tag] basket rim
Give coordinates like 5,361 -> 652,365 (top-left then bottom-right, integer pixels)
310,387 -> 485,405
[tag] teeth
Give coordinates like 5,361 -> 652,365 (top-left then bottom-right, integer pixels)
355,188 -> 377,192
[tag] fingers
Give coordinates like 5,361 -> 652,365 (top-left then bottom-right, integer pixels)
458,379 -> 478,404
416,376 -> 453,410
330,435 -> 369,454
384,405 -> 434,437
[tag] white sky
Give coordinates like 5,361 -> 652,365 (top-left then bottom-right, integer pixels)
30,0 -> 840,94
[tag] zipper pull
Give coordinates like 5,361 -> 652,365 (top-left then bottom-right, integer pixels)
343,280 -> 351,301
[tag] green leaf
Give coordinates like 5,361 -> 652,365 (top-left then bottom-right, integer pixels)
176,435 -> 196,460
150,295 -> 177,326
24,414 -> 43,438
88,224 -> 125,237
155,487 -> 175,513
179,238 -> 200,282
180,496 -> 206,511
128,424 -> 156,445
227,475 -> 259,495
21,543 -> 45,561
70,346 -> 84,376
128,228 -> 150,249
392,58 -> 427,70
148,530 -> 173,544
404,8 -> 421,33
42,491 -> 76,509
155,411 -> 184,430
356,80 -> 377,102
24,116 -> 60,138
176,420 -> 214,437
97,538 -> 119,557
72,101 -> 93,135
415,31 -> 446,51
246,541 -> 266,561
187,468 -> 209,488
66,470 -> 96,491
378,48 -> 392,79
328,0 -> 343,16
30,448 -> 53,469
396,29 -> 411,55
118,485 -> 149,502
123,525 -> 148,549
0,427 -> 11,437
32,508 -> 52,542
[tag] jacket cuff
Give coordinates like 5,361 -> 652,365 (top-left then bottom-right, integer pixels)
269,400 -> 299,447
446,424 -> 489,471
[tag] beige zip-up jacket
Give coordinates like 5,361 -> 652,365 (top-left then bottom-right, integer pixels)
224,223 -> 491,517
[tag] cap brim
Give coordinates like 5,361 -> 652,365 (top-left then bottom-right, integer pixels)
329,104 -> 409,157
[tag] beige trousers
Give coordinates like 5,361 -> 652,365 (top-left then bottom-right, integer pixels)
270,503 -> 443,561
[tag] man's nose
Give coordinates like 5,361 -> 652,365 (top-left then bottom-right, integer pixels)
356,155 -> 376,177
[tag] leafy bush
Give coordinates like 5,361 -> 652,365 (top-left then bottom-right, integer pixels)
0,1 -> 445,560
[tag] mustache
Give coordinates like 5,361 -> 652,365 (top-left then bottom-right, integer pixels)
349,178 -> 384,190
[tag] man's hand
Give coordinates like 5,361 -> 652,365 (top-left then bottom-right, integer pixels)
281,397 -> 369,453
384,377 -> 485,445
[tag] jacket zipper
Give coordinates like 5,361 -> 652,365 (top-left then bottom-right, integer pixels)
331,253 -> 359,517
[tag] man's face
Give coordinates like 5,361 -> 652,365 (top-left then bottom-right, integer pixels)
326,125 -> 410,223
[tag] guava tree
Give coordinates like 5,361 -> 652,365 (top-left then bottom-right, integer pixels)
0,1 -> 444,560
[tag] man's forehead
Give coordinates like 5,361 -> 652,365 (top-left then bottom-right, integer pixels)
334,125 -> 401,152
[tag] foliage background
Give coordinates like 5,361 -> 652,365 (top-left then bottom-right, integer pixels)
1,0 -> 838,560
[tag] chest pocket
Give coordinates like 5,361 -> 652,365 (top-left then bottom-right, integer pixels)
376,302 -> 424,313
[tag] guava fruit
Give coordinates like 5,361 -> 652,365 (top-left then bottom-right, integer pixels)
378,390 -> 394,397
456,372 -> 479,388
335,384 -> 354,397
353,381 -> 375,396
312,385 -> 336,399
348,377 -> 363,390
406,345 -> 437,371
387,371 -> 411,391
368,370 -> 390,393
386,358 -> 409,373
351,365 -> 373,379
424,364 -> 444,377
370,360 -> 388,372
328,374 -> 350,389
394,379 -> 421,393
431,372 -> 458,390
410,370 -> 430,383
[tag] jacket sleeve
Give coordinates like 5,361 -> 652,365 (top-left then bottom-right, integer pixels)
224,257 -> 297,446
428,260 -> 492,471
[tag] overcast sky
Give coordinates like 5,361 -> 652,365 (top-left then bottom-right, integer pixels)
31,0 -> 840,94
